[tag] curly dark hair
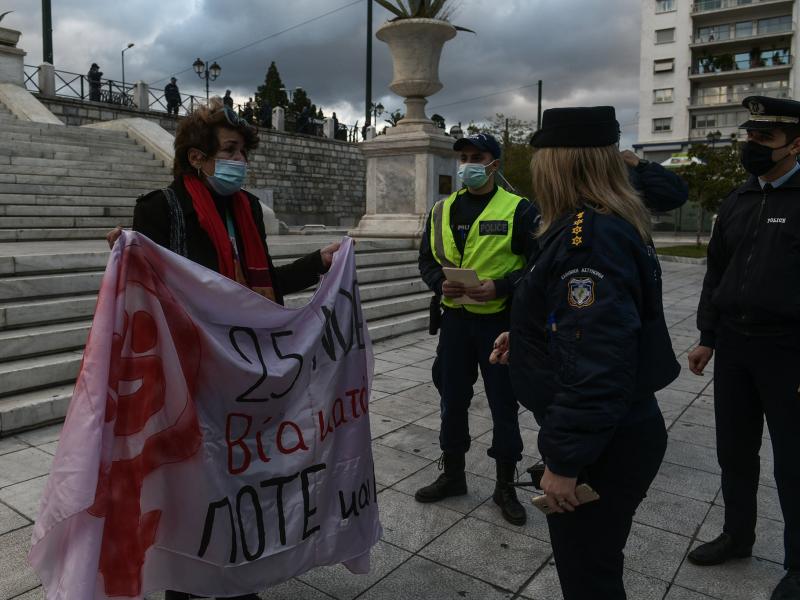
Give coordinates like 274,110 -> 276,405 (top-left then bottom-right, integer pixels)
172,97 -> 259,178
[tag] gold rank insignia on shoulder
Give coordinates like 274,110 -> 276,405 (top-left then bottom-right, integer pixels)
570,210 -> 586,247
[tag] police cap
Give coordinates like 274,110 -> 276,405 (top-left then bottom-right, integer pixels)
453,133 -> 502,159
740,96 -> 800,130
529,106 -> 620,148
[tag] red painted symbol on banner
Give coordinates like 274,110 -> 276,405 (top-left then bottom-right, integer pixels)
87,243 -> 204,597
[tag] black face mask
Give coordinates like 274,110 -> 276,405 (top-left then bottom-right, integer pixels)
740,140 -> 792,176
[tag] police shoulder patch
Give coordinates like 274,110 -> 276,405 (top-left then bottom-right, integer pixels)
567,276 -> 596,308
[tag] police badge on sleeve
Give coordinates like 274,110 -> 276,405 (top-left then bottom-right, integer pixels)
567,277 -> 595,308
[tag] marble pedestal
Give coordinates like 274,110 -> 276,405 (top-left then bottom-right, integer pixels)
0,29 -> 25,86
349,123 -> 457,238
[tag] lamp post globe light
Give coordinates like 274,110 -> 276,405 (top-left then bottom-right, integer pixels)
371,102 -> 384,126
194,58 -> 222,100
121,42 -> 134,92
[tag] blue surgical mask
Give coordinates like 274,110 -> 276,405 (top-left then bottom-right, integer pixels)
458,162 -> 493,189
206,159 -> 247,196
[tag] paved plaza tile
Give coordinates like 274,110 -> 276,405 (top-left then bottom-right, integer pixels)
0,261 -> 787,599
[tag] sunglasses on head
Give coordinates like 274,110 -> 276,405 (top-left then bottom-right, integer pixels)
222,106 -> 251,129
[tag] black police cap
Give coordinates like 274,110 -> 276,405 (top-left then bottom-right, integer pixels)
529,106 -> 620,148
453,133 -> 502,159
740,95 -> 800,130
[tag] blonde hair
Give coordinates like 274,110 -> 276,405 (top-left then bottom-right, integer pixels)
530,145 -> 651,241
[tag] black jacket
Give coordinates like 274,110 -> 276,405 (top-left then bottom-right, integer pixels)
133,177 -> 325,305
509,208 -> 679,477
164,83 -> 181,103
418,188 -> 540,302
698,170 -> 800,347
628,161 -> 688,213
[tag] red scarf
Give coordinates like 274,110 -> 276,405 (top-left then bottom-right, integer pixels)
182,174 -> 275,300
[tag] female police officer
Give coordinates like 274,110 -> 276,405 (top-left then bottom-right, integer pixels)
491,106 -> 679,599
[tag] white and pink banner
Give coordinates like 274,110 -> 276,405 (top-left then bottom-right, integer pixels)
29,232 -> 381,599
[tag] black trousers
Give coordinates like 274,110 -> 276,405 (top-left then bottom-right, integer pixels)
432,308 -> 523,463
714,327 -> 800,570
547,411 -> 667,600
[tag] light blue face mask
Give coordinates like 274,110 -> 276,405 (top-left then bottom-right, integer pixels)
206,158 -> 247,196
458,162 -> 494,189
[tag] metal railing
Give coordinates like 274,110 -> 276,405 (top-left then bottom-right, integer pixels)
693,0 -> 791,13
693,22 -> 793,44
690,53 -> 792,75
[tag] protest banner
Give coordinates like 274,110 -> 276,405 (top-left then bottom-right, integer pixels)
29,232 -> 381,599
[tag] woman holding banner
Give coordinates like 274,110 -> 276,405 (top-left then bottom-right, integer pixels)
107,97 -> 339,306
107,98 -> 339,600
490,106 -> 679,600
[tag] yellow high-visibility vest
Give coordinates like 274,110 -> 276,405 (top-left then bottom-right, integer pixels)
430,187 -> 525,314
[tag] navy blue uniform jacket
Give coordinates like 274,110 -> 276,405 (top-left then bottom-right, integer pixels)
509,208 -> 680,477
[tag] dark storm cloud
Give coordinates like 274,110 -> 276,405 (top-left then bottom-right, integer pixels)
3,0 -> 642,144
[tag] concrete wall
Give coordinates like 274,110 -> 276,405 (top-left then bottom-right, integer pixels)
37,95 -> 180,131
249,130 -> 366,227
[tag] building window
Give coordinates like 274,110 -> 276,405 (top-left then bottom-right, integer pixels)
654,58 -> 675,73
654,88 -> 674,103
758,15 -> 792,35
653,118 -> 673,132
656,0 -> 675,13
656,28 -> 676,44
692,110 -> 748,130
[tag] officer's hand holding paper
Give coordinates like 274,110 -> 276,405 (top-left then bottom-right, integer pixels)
442,267 -> 488,305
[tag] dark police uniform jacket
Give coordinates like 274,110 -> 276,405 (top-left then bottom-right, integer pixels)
509,207 -> 679,477
698,170 -> 800,348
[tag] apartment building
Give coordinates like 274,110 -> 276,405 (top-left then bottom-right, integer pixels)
636,0 -> 799,161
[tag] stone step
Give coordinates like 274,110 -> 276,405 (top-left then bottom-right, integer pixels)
0,293 -> 97,329
0,351 -> 82,398
0,320 -> 90,361
353,263 -> 419,284
0,131 -> 142,152
368,311 -> 430,343
0,194 -> 139,208
0,182 -> 153,197
0,204 -> 134,218
289,276 -> 428,306
0,383 -> 74,434
0,139 -> 149,159
1,163 -> 171,182
0,248 -> 108,276
0,271 -> 104,302
0,227 -> 116,242
4,155 -> 166,171
0,122 -> 132,140
0,215 -> 132,229
0,173 -> 166,190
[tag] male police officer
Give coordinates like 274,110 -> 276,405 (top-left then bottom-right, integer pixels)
688,96 -> 800,600
416,133 -> 539,525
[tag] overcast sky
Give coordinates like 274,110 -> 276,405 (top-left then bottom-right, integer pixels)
3,0 -> 643,146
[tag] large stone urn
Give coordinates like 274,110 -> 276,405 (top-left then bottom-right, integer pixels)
378,18 -> 456,131
350,18 -> 460,238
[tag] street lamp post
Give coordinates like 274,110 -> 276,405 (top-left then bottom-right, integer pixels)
121,43 -> 134,91
193,58 -> 222,101
371,102 -> 384,126
706,129 -> 722,149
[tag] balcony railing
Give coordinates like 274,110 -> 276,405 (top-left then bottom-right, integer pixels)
690,88 -> 791,106
690,53 -> 792,75
693,0 -> 792,14
693,22 -> 793,44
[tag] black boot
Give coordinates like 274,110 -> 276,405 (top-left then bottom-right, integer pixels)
772,570 -> 800,600
415,453 -> 467,503
493,462 -> 526,526
687,533 -> 753,566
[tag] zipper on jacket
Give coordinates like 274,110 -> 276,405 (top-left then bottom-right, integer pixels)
738,187 -> 768,319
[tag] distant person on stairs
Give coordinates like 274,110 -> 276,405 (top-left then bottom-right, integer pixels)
87,63 -> 102,102
165,77 -> 182,116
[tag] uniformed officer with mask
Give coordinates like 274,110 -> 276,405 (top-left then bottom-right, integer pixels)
688,96 -> 800,600
416,133 -> 539,526
491,106 -> 680,599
